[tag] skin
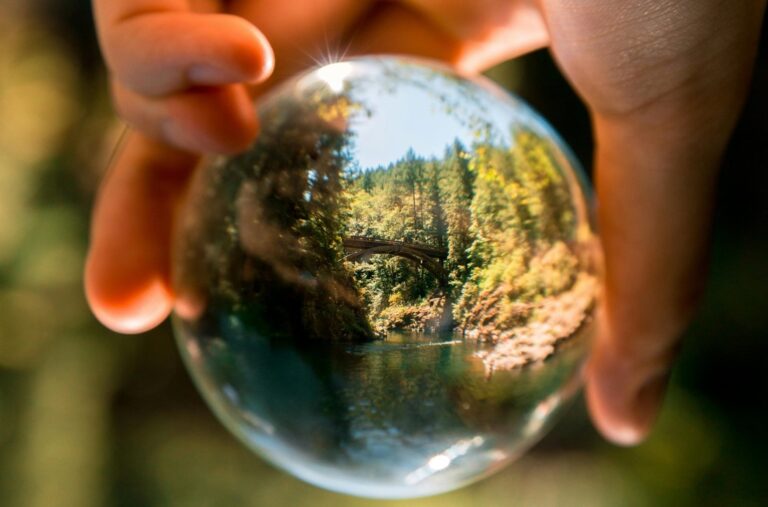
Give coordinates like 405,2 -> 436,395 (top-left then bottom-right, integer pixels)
87,0 -> 766,445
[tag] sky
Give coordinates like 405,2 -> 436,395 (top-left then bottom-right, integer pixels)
314,60 -> 530,170
350,83 -> 475,169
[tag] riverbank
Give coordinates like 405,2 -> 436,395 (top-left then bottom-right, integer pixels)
372,294 -> 451,335
469,273 -> 597,374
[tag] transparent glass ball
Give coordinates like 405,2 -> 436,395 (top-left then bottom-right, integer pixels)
173,56 -> 598,498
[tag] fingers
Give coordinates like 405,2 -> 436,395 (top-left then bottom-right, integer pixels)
229,0 -> 370,82
93,0 -> 273,153
540,0 -> 766,444
399,0 -> 549,73
348,4 -> 466,65
85,132 -> 197,334
111,80 -> 259,153
94,2 -> 274,96
585,104 -> 725,445
350,1 -> 548,73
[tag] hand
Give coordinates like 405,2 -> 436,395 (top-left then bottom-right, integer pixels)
86,0 -> 766,445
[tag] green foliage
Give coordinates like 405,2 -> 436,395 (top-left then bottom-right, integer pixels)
344,128 -> 581,336
184,86 -> 375,342
183,82 -> 583,341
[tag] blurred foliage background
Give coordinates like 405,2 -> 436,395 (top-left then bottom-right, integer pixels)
0,1 -> 766,506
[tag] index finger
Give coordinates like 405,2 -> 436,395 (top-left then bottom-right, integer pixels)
93,0 -> 274,96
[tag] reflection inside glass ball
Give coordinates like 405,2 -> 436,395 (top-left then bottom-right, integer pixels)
173,57 -> 598,498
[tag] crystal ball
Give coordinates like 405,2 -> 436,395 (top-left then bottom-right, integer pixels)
172,56 -> 598,498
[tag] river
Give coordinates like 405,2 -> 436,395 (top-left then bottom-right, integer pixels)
176,319 -> 591,497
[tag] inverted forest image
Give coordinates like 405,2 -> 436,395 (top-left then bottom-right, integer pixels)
176,58 -> 597,373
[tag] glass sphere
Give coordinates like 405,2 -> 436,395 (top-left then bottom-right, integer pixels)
172,56 -> 598,499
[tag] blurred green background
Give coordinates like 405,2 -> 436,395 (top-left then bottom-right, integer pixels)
0,2 -> 766,506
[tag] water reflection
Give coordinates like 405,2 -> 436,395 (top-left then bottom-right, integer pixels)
175,321 -> 591,497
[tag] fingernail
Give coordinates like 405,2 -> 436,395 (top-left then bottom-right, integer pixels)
586,373 -> 647,446
602,423 -> 645,447
252,44 -> 275,84
249,27 -> 275,84
188,65 -> 244,85
609,372 -> 669,446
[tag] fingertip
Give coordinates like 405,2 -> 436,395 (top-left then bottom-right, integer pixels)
218,89 -> 260,153
585,336 -> 670,446
84,132 -> 187,334
107,12 -> 277,96
186,18 -> 275,87
585,373 -> 649,446
244,23 -> 275,85
165,84 -> 259,154
85,253 -> 173,334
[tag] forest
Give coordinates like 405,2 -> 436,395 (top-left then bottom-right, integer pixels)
187,86 -> 594,351
342,129 -> 589,341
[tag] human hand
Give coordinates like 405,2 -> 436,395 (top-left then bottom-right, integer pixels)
86,0 -> 766,445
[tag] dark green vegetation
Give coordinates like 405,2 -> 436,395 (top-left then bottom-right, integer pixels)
344,130 -> 586,338
176,89 -> 374,343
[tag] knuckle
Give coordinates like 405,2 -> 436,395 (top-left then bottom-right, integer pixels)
110,80 -> 168,140
552,0 -> 758,117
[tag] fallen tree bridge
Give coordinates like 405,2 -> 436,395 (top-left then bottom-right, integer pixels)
342,236 -> 448,285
